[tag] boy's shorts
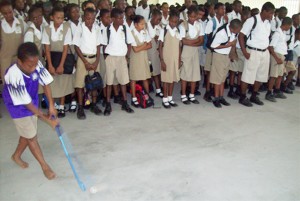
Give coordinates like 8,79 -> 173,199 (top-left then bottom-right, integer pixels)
285,61 -> 297,73
210,53 -> 230,85
229,48 -> 245,73
204,49 -> 213,72
75,56 -> 100,88
105,55 -> 129,85
13,116 -> 38,139
270,53 -> 285,78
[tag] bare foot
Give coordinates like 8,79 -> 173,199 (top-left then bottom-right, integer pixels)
43,166 -> 56,180
11,155 -> 29,169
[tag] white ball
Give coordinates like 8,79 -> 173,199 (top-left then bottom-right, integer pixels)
89,186 -> 98,194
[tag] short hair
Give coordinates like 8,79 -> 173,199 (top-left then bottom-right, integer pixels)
18,42 -> 39,62
229,18 -> 242,29
214,2 -> 224,10
0,0 -> 12,10
51,6 -> 64,16
151,9 -> 162,17
169,9 -> 179,19
111,8 -> 123,18
233,0 -> 242,6
100,8 -> 110,18
261,2 -> 275,13
251,8 -> 260,16
28,6 -> 41,19
84,7 -> 96,16
187,5 -> 198,15
242,9 -> 251,18
282,17 -> 293,26
133,14 -> 144,24
279,6 -> 287,13
125,5 -> 134,14
292,13 -> 299,20
161,2 -> 168,7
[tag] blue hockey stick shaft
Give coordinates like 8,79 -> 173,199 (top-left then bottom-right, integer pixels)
55,126 -> 86,191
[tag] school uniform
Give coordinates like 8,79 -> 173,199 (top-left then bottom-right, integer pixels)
199,18 -> 209,67
0,17 -> 26,82
161,15 -> 169,28
292,40 -> 300,67
158,25 -> 182,83
130,28 -> 151,81
229,39 -> 245,73
135,5 -> 151,21
99,22 -> 110,87
102,23 -> 135,86
73,22 -> 101,89
179,21 -> 204,82
14,9 -> 27,22
271,16 -> 281,32
146,21 -> 161,76
124,20 -> 135,31
269,27 -> 287,78
241,14 -> 271,85
204,16 -> 225,72
2,61 -> 53,138
42,22 -> 74,98
284,26 -> 296,73
227,10 -> 241,23
210,24 -> 237,85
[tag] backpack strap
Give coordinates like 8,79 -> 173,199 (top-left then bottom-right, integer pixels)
211,23 -> 230,47
122,25 -> 128,45
212,17 -> 217,33
107,25 -> 127,45
286,27 -> 293,46
247,15 -> 257,40
107,25 -> 111,44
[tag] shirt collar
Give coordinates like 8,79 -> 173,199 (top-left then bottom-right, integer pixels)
133,28 -> 145,35
166,24 -> 178,32
2,17 -> 20,27
50,21 -> 64,32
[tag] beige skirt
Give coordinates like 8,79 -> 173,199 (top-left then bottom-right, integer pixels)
130,50 -> 151,81
50,74 -> 74,98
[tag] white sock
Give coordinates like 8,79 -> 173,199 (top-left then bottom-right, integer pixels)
168,96 -> 173,102
181,95 -> 187,98
71,101 -> 76,105
156,88 -> 161,93
189,94 -> 195,98
132,97 -> 137,101
163,97 -> 168,103
59,105 -> 64,110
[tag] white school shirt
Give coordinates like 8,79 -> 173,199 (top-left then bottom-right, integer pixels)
205,16 -> 225,35
271,16 -> 282,32
179,9 -> 188,21
227,10 -> 241,23
211,24 -> 236,55
136,5 -> 150,21
41,22 -> 72,45
24,22 -> 42,42
179,21 -> 204,39
200,18 -> 209,32
161,15 -> 169,28
1,17 -> 27,34
269,27 -> 288,55
73,22 -> 101,55
68,19 -> 82,37
241,14 -> 271,50
147,21 -> 161,39
158,25 -> 182,42
99,22 -> 107,54
124,20 -> 135,31
102,23 -> 135,56
293,40 -> 300,65
284,26 -> 296,51
131,28 -> 151,47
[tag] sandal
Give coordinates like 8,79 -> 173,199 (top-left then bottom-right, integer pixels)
189,96 -> 199,104
57,109 -> 65,118
69,101 -> 77,113
156,92 -> 164,98
169,100 -> 178,107
181,96 -> 190,105
162,101 -> 171,109
131,99 -> 140,108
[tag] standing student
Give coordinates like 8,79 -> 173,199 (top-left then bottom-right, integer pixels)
210,19 -> 242,108
271,7 -> 287,33
42,7 -> 74,117
158,11 -> 182,109
238,2 -> 275,107
180,0 -> 192,22
203,2 -> 226,102
226,0 -> 242,23
0,1 -> 27,82
147,9 -> 163,98
161,2 -> 169,28
2,42 -> 57,180
12,0 -> 28,22
129,15 -> 152,107
198,7 -> 208,85
266,17 -> 293,102
179,5 -> 203,105
135,0 -> 150,22
102,8 -> 135,116
124,6 -> 135,31
73,8 -> 102,120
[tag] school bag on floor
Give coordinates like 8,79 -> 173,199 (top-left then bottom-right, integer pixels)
134,84 -> 154,109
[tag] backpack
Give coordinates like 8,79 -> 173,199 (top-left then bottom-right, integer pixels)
208,23 -> 230,52
107,24 -> 127,44
286,27 -> 293,47
246,15 -> 257,41
134,84 -> 154,109
205,17 -> 218,50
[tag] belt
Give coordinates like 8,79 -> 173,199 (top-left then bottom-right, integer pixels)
246,46 -> 267,52
83,54 -> 96,58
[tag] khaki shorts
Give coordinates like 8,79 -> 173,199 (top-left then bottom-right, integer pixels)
270,53 -> 285,78
204,49 -> 213,72
105,55 -> 129,85
99,54 -> 107,87
75,56 -> 100,88
229,48 -> 245,73
210,53 -> 230,85
285,61 -> 296,73
13,116 -> 38,139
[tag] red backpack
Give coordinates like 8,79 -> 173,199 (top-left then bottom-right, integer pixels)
134,84 -> 154,109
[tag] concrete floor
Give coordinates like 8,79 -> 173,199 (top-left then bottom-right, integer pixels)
0,85 -> 300,201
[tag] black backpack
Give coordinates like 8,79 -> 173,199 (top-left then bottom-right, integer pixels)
106,25 -> 128,44
208,23 -> 230,51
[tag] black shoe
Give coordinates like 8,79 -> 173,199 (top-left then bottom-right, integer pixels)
169,100 -> 178,107
122,102 -> 134,113
296,81 -> 300,87
77,106 -> 86,120
250,96 -> 264,105
234,88 -> 241,97
281,86 -> 293,94
181,96 -> 190,105
239,97 -> 253,107
90,104 -> 102,115
104,103 -> 112,116
274,91 -> 287,99
114,95 -> 122,105
212,100 -> 222,108
162,101 -> 171,109
259,84 -> 268,92
189,96 -> 199,104
219,97 -> 230,106
265,92 -> 276,102
156,92 -> 164,98
203,91 -> 212,102
69,102 -> 77,113
227,90 -> 239,100
102,100 -> 106,107
287,82 -> 295,90
194,90 -> 201,96
57,109 -> 66,118
131,99 -> 140,108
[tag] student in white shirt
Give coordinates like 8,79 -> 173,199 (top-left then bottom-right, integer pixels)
73,8 -> 102,120
124,6 -> 135,31
198,7 -> 208,85
102,8 -> 135,116
210,19 -> 242,108
179,5 -> 204,105
180,0 -> 192,22
227,0 -> 242,23
135,0 -> 150,22
238,2 -> 275,107
161,2 -> 169,28
271,6 -> 287,32
12,0 -> 28,22
266,17 -> 293,102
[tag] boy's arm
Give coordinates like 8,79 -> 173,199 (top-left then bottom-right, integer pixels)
92,45 -> 101,70
42,84 -> 56,118
268,46 -> 283,64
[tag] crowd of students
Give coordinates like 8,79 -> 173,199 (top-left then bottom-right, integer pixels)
1,0 -> 300,119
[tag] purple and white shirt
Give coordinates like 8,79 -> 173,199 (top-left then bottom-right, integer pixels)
2,61 -> 53,119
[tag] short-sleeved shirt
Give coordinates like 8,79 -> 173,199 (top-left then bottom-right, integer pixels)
102,23 -> 135,56
179,9 -> 188,21
135,5 -> 150,21
24,22 -> 42,42
205,16 -> 225,35
99,22 -> 107,54
158,25 -> 182,42
211,24 -> 236,55
271,16 -> 281,32
161,15 -> 169,28
269,27 -> 288,55
124,20 -> 135,31
241,14 -> 271,50
68,19 -> 82,37
131,28 -> 151,46
73,22 -> 101,55
179,21 -> 204,39
1,17 -> 27,34
293,40 -> 300,65
2,62 -> 53,119
41,22 -> 72,45
147,21 -> 161,39
227,11 -> 241,23
284,26 -> 295,50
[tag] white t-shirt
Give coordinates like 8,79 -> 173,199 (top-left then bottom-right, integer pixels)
179,21 -> 204,39
136,5 -> 150,21
205,16 -> 225,35
270,27 -> 288,55
211,24 -> 236,55
42,22 -> 72,45
131,28 -> 151,46
158,25 -> 182,42
227,11 -> 241,23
